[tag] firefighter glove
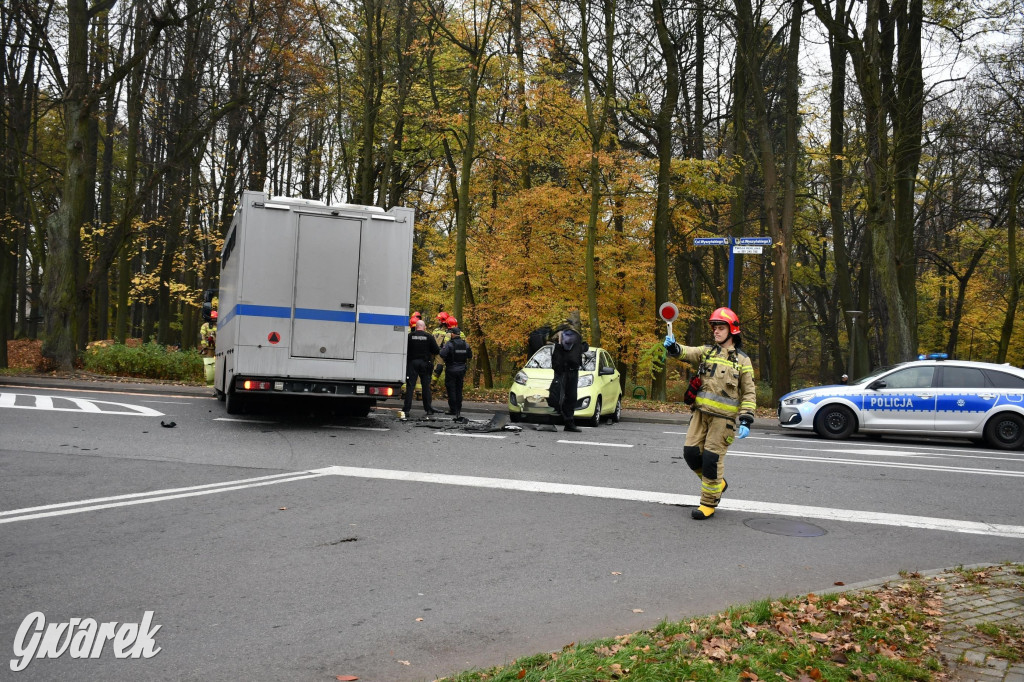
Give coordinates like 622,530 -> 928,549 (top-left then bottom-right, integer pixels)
737,425 -> 750,439
663,333 -> 675,348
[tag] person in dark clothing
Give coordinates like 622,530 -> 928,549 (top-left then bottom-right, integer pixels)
440,327 -> 473,419
403,319 -> 441,417
528,325 -> 552,358
551,327 -> 587,432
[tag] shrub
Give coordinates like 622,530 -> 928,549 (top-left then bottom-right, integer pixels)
82,342 -> 204,382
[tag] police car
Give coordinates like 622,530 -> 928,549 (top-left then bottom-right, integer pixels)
777,354 -> 1024,449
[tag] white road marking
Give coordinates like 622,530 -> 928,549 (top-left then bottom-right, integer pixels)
0,392 -> 163,416
311,466 -> 1024,539
140,400 -> 194,405
723,450 -> 1024,477
0,383 -> 213,400
0,471 -> 330,524
557,440 -> 634,448
662,431 -> 688,435
2,465 -> 1022,538
322,425 -> 390,432
213,417 -> 275,424
437,432 -> 506,439
826,448 -> 943,459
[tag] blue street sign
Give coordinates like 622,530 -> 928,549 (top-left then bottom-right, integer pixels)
735,236 -> 773,245
692,237 -> 729,246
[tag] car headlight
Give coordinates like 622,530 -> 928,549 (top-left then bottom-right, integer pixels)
577,374 -> 594,388
514,371 -> 528,385
782,396 -> 806,406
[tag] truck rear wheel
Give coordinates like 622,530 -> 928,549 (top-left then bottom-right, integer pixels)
225,389 -> 245,415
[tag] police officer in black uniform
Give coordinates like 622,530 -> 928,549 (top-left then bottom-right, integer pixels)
440,326 -> 473,419
404,319 -> 441,417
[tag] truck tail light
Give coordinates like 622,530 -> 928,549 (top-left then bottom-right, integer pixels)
241,380 -> 271,391
368,386 -> 393,396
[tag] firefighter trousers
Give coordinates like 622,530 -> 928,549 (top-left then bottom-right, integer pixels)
682,409 -> 736,507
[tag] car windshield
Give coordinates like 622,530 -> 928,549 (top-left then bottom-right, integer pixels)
525,345 -> 596,371
853,363 -> 904,384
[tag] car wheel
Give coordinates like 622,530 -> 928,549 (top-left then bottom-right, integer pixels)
225,389 -> 245,415
509,411 -> 523,422
611,396 -> 622,423
983,412 -> 1024,450
813,404 -> 856,439
587,397 -> 602,428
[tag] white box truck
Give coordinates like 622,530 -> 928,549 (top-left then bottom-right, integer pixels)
214,190 -> 414,415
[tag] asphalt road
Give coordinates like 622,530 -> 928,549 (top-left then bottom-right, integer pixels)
2,379 -> 1023,681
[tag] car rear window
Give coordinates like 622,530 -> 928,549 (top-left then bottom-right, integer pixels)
525,345 -> 596,371
983,369 -> 1024,388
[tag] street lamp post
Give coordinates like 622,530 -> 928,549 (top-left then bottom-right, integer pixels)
846,310 -> 863,381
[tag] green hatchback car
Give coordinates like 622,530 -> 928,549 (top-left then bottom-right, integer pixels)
508,344 -> 623,426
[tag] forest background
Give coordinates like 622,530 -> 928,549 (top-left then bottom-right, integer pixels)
2,0 -> 1023,403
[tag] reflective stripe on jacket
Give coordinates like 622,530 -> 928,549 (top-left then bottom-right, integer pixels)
675,344 -> 756,421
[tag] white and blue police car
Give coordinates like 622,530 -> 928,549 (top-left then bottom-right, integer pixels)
777,354 -> 1024,449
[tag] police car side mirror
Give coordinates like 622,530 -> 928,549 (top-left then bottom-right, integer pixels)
868,380 -> 886,390
599,366 -> 615,376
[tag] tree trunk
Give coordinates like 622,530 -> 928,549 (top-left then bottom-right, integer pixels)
997,164 -> 1024,362
651,0 -> 679,402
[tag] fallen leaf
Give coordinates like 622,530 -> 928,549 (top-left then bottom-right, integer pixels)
336,676 -> 359,681
415,618 -> 424,622
809,632 -> 830,642
279,507 -> 288,511
739,671 -> 759,680
517,669 -> 526,679
632,609 -> 644,613
834,581 -> 845,586
611,572 -> 622,575
397,660 -> 410,666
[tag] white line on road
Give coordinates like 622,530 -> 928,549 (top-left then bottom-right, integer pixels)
437,432 -> 506,439
662,431 -> 688,435
4,465 -> 1023,538
312,466 -> 1024,539
0,392 -> 163,416
0,383 -> 213,400
723,450 -> 1024,476
557,440 -> 634,448
322,425 -> 390,432
0,471 -> 330,524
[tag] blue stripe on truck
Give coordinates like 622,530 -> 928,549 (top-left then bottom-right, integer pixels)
358,313 -> 408,326
225,304 -> 402,326
295,308 -> 357,322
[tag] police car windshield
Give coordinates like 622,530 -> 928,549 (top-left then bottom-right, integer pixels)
526,345 -> 597,371
853,363 -> 903,384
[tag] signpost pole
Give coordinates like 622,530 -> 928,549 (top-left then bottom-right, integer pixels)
727,238 -> 735,308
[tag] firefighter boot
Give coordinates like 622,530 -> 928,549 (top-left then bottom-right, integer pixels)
691,505 -> 716,520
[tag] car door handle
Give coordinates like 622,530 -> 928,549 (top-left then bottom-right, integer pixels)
979,394 -> 996,400
339,302 -> 355,308
916,394 -> 933,399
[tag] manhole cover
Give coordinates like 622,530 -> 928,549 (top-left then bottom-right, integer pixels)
744,518 -> 827,537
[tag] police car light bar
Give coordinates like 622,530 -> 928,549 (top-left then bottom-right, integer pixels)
917,352 -> 949,360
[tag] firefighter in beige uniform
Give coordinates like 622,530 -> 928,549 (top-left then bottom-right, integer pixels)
664,307 -> 756,520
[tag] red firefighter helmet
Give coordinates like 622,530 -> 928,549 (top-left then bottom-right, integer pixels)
446,316 -> 459,329
210,310 -> 218,320
437,311 -> 449,324
709,307 -> 741,335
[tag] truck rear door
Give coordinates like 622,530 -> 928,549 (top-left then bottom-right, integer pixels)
291,214 -> 361,360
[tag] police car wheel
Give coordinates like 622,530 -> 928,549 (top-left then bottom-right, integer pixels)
983,412 -> 1024,450
611,396 -> 622,423
813,405 -> 856,440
